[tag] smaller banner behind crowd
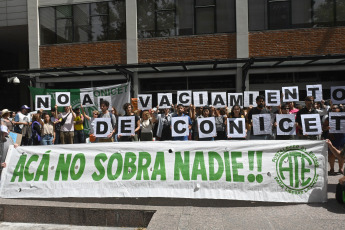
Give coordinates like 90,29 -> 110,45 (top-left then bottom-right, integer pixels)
0,140 -> 327,203
29,82 -> 130,133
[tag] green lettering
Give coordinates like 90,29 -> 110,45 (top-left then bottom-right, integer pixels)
231,151 -> 244,182
151,152 -> 166,180
10,155 -> 27,182
208,151 -> 224,181
92,153 -> 107,181
107,153 -> 123,180
70,153 -> 85,180
174,151 -> 190,180
301,154 -> 312,187
122,152 -> 137,180
136,152 -> 151,180
192,151 -> 207,181
24,155 -> 39,181
279,154 -> 294,187
34,154 -> 50,181
224,151 -> 231,181
54,154 -> 72,181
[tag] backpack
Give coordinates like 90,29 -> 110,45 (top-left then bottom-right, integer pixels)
60,112 -> 70,126
22,124 -> 32,139
31,121 -> 41,142
336,183 -> 345,204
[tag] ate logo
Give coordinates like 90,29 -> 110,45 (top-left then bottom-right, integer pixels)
273,146 -> 319,195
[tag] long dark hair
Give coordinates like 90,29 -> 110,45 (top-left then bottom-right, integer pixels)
230,105 -> 244,118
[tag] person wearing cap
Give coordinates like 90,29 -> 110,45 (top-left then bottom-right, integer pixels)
14,105 -> 32,145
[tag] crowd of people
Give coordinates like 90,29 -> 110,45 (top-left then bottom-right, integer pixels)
1,95 -> 345,182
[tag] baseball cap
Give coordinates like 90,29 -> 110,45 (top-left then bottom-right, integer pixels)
21,105 -> 31,110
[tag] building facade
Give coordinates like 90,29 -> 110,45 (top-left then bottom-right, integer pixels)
1,0 -> 345,109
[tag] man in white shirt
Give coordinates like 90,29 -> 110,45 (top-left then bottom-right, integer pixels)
14,105 -> 32,145
55,105 -> 76,144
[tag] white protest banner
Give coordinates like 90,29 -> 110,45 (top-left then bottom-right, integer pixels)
306,85 -> 322,102
211,92 -> 227,108
177,91 -> 192,106
158,93 -> 173,109
282,86 -> 299,102
94,118 -> 111,138
171,116 -> 189,137
118,116 -> 135,136
198,117 -> 216,138
228,93 -> 243,108
35,95 -> 51,111
252,114 -> 272,135
329,112 -> 345,133
244,91 -> 259,107
276,114 -> 296,136
98,96 -> 112,111
301,114 -> 322,135
227,118 -> 246,138
193,91 -> 208,107
80,92 -> 95,107
55,92 -> 71,106
331,86 -> 345,104
265,90 -> 280,106
138,94 -> 152,110
1,140 -> 327,203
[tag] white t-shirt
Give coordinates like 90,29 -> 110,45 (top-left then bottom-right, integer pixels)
15,112 -> 31,129
58,112 -> 74,132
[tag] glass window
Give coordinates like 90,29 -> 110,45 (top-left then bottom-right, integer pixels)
336,0 -> 345,25
313,0 -> 334,26
248,0 -> 267,31
56,6 -> 73,43
73,4 -> 90,42
40,7 -> 56,44
137,0 -> 235,38
217,0 -> 236,33
39,1 -> 126,45
195,0 -> 215,34
268,0 -> 290,29
137,0 -> 156,38
109,0 -> 126,40
291,0 -> 312,28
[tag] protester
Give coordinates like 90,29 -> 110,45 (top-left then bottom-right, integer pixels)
140,110 -> 156,141
55,105 -> 76,144
214,107 -> 227,140
51,109 -> 61,144
73,107 -> 85,143
326,139 -> 345,184
155,107 -> 172,141
274,103 -> 294,140
111,106 -> 120,141
31,113 -> 42,146
80,104 -> 98,143
41,113 -> 55,145
98,100 -> 116,142
323,104 -> 345,175
118,103 -> 140,142
172,104 -> 192,141
14,105 -> 32,145
1,109 -> 14,132
196,106 -> 215,141
227,105 -> 247,140
247,95 -> 271,140
295,96 -> 319,140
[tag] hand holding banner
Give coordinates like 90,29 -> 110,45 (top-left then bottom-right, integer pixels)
35,95 -> 51,111
198,117 -> 216,138
118,116 -> 135,136
55,92 -> 71,106
227,118 -> 246,138
301,114 -> 322,135
80,92 -> 95,107
94,118 -> 111,137
276,114 -> 296,136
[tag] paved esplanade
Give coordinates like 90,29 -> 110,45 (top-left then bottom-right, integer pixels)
0,163 -> 344,230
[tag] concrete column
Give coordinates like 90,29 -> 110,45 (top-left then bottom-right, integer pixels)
235,0 -> 249,92
132,72 -> 139,98
28,0 -> 40,69
126,0 -> 138,64
236,0 -> 249,59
